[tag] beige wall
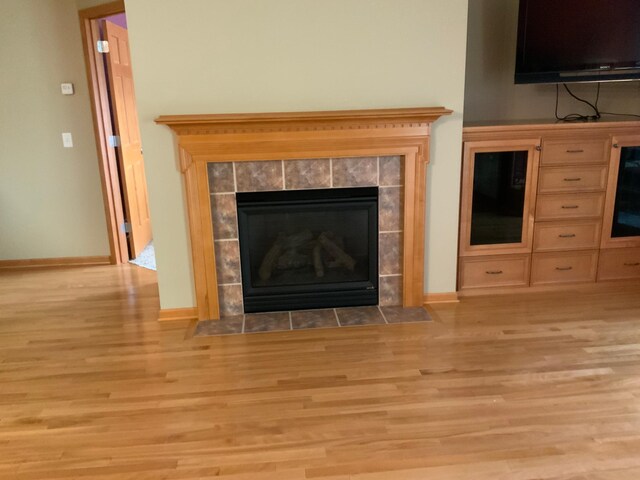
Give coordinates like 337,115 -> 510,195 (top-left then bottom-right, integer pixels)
0,0 -> 109,260
124,0 -> 469,309
464,0 -> 640,123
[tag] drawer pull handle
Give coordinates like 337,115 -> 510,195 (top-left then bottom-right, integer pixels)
561,205 -> 579,209
566,149 -> 584,153
563,177 -> 582,182
555,266 -> 573,271
624,262 -> 640,267
558,233 -> 576,238
485,270 -> 503,275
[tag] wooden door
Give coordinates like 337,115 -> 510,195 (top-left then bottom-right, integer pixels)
103,20 -> 152,258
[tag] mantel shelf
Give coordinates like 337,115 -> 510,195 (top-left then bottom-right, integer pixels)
155,106 -> 452,135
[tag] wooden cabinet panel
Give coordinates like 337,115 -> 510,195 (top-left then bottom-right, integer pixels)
541,139 -> 609,165
535,192 -> 605,221
598,247 -> 640,281
538,165 -> 607,193
459,254 -> 530,289
531,250 -> 598,285
533,221 -> 601,252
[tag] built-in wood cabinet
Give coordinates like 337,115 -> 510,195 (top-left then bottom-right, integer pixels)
459,120 -> 640,293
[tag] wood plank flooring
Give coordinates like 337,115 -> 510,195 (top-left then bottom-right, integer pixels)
1,265 -> 640,479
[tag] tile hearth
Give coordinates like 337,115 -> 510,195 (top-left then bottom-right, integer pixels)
193,306 -> 431,337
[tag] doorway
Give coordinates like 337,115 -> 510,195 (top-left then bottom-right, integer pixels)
79,1 -> 154,269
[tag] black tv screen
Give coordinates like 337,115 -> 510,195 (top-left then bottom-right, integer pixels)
515,0 -> 640,84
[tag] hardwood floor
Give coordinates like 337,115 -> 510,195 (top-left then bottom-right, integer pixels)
1,265 -> 640,479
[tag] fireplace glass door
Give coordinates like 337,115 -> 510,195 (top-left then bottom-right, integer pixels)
236,187 -> 378,313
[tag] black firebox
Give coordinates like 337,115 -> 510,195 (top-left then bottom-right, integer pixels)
236,187 -> 378,313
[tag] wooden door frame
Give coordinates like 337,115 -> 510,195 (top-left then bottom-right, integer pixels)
79,1 -> 128,264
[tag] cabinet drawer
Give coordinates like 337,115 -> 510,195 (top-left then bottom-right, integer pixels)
598,248 -> 640,281
538,165 -> 607,193
533,221 -> 601,252
459,255 -> 530,289
535,192 -> 605,221
541,139 -> 608,165
531,250 -> 598,285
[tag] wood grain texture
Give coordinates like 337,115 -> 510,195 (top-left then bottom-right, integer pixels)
459,254 -> 531,290
2,265 -> 640,478
537,165 -> 608,194
0,256 -> 110,269
531,250 -> 599,286
157,107 -> 451,318
533,220 -> 602,253
423,292 -> 459,304
158,307 -> 198,322
78,1 -> 128,264
598,247 -> 640,281
535,192 -> 605,222
104,20 -> 153,258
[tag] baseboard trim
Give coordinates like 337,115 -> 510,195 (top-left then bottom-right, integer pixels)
0,255 -> 111,269
458,279 -> 640,298
158,307 -> 198,322
423,292 -> 459,304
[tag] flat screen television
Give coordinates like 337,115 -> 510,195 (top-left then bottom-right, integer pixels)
515,0 -> 640,84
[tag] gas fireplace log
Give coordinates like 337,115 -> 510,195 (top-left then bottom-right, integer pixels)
312,242 -> 324,277
281,230 -> 313,249
259,238 -> 283,280
276,250 -> 309,270
318,232 -> 356,271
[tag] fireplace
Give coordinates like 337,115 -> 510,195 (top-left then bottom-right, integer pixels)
156,107 -> 451,320
237,187 -> 378,312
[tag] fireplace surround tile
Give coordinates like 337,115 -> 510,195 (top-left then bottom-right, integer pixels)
335,306 -> 385,326
194,315 -> 244,336
207,162 -> 235,193
218,284 -> 243,316
290,309 -> 338,330
381,306 -> 431,323
208,156 -> 406,316
235,160 -> 283,192
379,187 -> 404,232
379,232 -> 403,276
379,155 -> 403,186
244,312 -> 291,333
379,275 -> 403,306
332,157 -> 378,187
210,194 -> 238,240
284,159 -> 331,190
214,240 -> 241,284
192,305 -> 433,337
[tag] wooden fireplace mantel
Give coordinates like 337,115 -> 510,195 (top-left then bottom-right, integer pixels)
156,107 -> 452,320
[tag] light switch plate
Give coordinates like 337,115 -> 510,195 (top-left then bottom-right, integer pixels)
61,83 -> 74,95
62,132 -> 73,148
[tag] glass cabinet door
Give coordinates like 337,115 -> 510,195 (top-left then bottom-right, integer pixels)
603,138 -> 640,247
460,141 -> 540,255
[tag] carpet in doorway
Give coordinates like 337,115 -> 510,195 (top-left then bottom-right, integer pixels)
129,241 -> 156,271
